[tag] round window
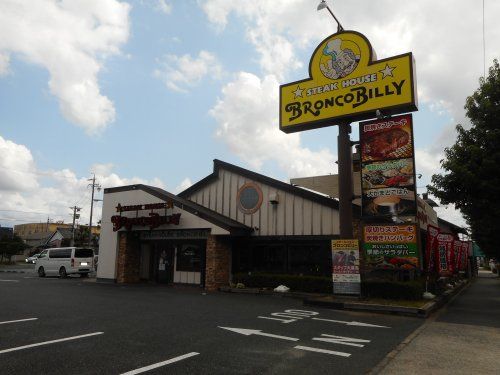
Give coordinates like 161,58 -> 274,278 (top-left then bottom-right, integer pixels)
237,182 -> 263,214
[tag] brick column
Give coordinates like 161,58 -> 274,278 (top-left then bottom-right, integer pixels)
116,232 -> 141,283
205,235 -> 231,291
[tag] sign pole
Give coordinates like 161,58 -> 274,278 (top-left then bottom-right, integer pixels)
337,122 -> 354,238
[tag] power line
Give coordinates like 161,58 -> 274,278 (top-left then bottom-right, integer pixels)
483,0 -> 486,78
0,209 -> 49,215
0,165 -> 85,181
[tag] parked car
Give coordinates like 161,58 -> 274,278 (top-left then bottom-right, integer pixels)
35,247 -> 94,278
25,254 -> 40,264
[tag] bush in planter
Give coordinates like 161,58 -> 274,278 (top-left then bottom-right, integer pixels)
233,272 -> 332,293
362,280 -> 424,300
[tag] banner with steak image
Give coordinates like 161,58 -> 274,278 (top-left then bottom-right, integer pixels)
360,114 -> 414,162
360,114 -> 417,221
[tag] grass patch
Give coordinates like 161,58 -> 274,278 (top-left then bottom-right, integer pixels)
356,298 -> 429,308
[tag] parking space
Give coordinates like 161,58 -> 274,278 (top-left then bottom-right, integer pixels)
1,273 -> 423,374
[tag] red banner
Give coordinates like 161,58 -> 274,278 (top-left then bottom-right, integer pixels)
460,241 -> 470,271
453,240 -> 462,274
426,225 -> 440,274
437,234 -> 454,276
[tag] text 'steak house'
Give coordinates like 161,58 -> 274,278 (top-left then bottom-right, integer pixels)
97,160 -> 344,290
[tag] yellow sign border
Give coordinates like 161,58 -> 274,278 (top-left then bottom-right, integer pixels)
279,30 -> 417,133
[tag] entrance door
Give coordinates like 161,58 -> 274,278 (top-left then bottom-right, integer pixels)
154,242 -> 175,284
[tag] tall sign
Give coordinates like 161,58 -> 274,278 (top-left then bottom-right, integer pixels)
280,31 -> 417,133
359,114 -> 417,220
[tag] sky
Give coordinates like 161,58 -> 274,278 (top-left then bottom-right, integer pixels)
0,0 -> 498,231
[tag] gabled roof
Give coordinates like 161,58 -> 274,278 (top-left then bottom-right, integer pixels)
103,184 -> 252,236
179,159 -> 343,210
438,217 -> 467,235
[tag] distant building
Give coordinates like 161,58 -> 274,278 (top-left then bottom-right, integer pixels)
14,222 -> 100,241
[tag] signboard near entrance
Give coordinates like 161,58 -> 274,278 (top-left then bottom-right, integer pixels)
363,224 -> 419,270
279,31 -> 417,133
331,239 -> 360,295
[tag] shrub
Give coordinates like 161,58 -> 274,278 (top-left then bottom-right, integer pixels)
232,272 -> 332,293
362,280 -> 424,300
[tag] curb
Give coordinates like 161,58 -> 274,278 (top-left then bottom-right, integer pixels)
219,286 -> 327,300
303,280 -> 469,318
0,269 -> 29,274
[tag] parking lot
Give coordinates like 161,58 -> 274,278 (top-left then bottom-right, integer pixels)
1,272 -> 423,374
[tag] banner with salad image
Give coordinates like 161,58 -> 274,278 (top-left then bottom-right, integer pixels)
360,114 -> 417,221
363,224 -> 419,271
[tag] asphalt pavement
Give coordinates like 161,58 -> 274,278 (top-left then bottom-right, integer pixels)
376,270 -> 500,375
0,270 -> 424,375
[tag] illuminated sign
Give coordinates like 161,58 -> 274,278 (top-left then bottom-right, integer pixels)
279,31 -> 417,133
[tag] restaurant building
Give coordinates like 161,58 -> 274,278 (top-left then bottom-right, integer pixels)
97,160 -> 345,290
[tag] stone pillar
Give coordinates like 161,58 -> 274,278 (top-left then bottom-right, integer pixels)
116,232 -> 141,283
205,235 -> 231,291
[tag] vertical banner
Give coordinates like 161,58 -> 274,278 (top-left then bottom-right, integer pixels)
460,241 -> 469,271
437,234 -> 454,276
453,240 -> 462,273
332,240 -> 360,295
359,114 -> 417,221
426,225 -> 440,274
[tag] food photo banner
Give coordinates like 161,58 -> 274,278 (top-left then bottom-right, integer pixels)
360,114 -> 417,220
363,224 -> 419,270
331,239 -> 361,295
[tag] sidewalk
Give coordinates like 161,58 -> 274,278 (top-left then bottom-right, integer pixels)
375,270 -> 500,374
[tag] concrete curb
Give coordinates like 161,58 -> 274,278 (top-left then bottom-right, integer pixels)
0,269 -> 29,274
304,280 -> 469,318
220,280 -> 470,318
219,286 -> 327,300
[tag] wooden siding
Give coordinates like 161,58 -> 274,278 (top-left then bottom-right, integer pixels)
186,168 -> 340,236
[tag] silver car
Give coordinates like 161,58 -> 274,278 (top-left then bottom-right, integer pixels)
25,254 -> 40,264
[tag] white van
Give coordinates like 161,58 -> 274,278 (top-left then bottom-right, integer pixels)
35,247 -> 94,278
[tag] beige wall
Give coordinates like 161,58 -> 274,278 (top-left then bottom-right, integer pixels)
97,189 -> 229,280
184,168 -> 340,236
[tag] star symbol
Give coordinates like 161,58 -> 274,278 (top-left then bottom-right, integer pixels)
379,64 -> 396,79
292,85 -> 304,98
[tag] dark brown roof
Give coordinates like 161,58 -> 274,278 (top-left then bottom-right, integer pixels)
104,184 -> 252,235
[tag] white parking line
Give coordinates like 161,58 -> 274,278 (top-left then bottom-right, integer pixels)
0,332 -> 103,355
120,352 -> 200,375
294,345 -> 351,357
0,318 -> 38,325
0,280 -> 19,282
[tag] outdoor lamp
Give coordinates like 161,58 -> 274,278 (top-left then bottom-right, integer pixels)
317,0 -> 344,32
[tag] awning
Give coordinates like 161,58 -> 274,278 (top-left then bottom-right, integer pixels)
473,243 -> 486,258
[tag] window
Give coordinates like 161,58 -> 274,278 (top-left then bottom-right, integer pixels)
38,250 -> 48,259
288,245 -> 330,276
49,249 -> 71,258
237,182 -> 263,214
176,244 -> 202,272
75,248 -> 94,258
252,244 -> 287,273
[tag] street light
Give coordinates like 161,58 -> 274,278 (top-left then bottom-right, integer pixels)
317,0 -> 344,32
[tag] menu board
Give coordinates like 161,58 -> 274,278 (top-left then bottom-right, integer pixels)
331,240 -> 361,295
363,224 -> 419,270
359,114 -> 417,220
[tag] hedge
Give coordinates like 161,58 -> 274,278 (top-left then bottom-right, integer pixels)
232,272 -> 425,300
233,273 -> 331,293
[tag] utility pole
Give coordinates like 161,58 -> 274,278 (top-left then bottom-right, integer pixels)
87,174 -> 101,248
69,206 -> 81,246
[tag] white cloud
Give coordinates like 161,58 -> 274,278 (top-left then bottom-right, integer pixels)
174,178 -> 192,194
210,72 -> 335,178
202,0 -> 500,136
0,136 -> 172,228
0,53 -> 10,76
154,50 -> 223,92
0,135 -> 38,191
0,0 -> 130,134
155,0 -> 172,15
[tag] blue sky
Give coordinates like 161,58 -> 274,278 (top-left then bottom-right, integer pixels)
0,0 -> 498,228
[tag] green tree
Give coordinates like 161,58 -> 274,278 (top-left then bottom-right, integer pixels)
428,60 -> 500,258
0,235 -> 30,263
